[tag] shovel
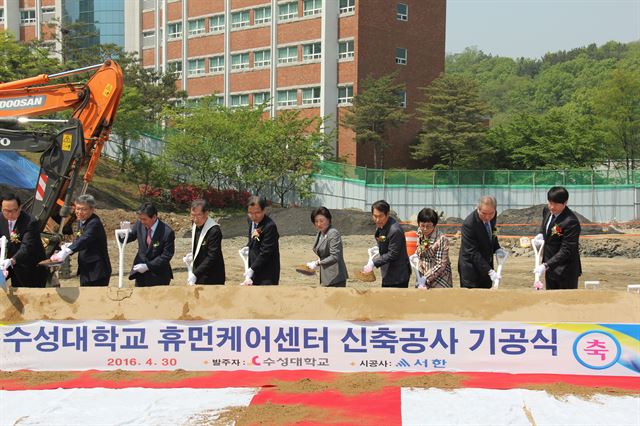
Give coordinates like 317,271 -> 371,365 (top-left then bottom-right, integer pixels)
409,254 -> 423,288
238,246 -> 250,285
532,237 -> 545,290
492,249 -> 509,289
115,224 -> 130,289
0,236 -> 7,291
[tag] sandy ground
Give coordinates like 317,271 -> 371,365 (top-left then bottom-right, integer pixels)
57,234 -> 640,292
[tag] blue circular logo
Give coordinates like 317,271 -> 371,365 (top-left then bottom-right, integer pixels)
573,330 -> 621,370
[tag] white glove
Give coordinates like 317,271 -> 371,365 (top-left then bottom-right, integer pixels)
245,267 -> 254,279
306,260 -> 318,270
534,264 -> 547,275
187,272 -> 197,285
362,260 -> 374,273
533,233 -> 544,243
241,277 -> 253,286
183,253 -> 193,265
0,258 -> 12,270
416,275 -> 427,288
133,263 -> 149,274
119,221 -> 131,231
488,269 -> 501,282
51,247 -> 72,262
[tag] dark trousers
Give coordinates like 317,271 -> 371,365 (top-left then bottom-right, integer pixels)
81,277 -> 110,287
325,281 -> 346,287
546,274 -> 579,290
382,280 -> 409,288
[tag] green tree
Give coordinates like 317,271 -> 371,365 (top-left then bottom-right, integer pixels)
592,66 -> 640,176
411,74 -> 492,169
342,73 -> 409,168
0,32 -> 60,82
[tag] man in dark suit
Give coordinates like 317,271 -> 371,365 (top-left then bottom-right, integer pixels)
50,195 -> 111,286
242,196 -> 279,285
0,193 -> 48,287
362,200 -> 410,288
458,195 -> 503,289
534,186 -> 582,290
183,199 -> 225,285
123,202 -> 175,287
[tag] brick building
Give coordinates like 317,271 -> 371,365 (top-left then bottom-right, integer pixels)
1,0 -> 446,168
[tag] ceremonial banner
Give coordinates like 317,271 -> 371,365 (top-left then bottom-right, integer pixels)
1,320 -> 638,376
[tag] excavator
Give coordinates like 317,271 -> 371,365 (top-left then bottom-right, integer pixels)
0,60 -> 124,253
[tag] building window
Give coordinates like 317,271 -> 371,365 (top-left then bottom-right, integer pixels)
142,0 -> 155,10
278,46 -> 298,64
254,6 -> 271,25
396,47 -> 407,65
231,11 -> 250,29
188,58 -> 205,77
253,92 -> 271,107
168,61 -> 183,78
209,15 -> 224,32
399,90 -> 407,108
231,53 -> 249,70
231,94 -> 249,108
302,43 -> 321,61
215,96 -> 225,106
42,7 -> 56,22
339,0 -> 355,14
338,40 -> 354,59
303,0 -> 322,16
209,56 -> 224,73
277,89 -> 298,107
167,22 -> 182,39
188,18 -> 205,36
20,10 -> 36,25
302,87 -> 321,105
397,3 -> 408,21
338,85 -> 353,104
0,9 -> 5,24
142,31 -> 155,47
254,49 -> 271,68
279,2 -> 298,21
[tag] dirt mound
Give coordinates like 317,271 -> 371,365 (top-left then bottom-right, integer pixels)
219,207 -> 378,238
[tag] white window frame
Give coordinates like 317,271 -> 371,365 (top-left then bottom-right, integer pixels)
396,47 -> 407,65
302,42 -> 321,61
188,18 -> 205,36
167,22 -> 182,39
338,40 -> 354,60
254,6 -> 271,25
215,96 -> 224,106
231,11 -> 250,29
42,7 -> 56,22
303,0 -> 322,16
253,92 -> 271,107
338,85 -> 354,105
230,94 -> 249,108
20,10 -> 36,25
399,90 -> 407,108
339,0 -> 355,14
302,87 -> 321,105
0,9 -> 5,24
209,15 -> 224,32
397,3 -> 408,21
253,49 -> 271,68
142,31 -> 155,48
278,46 -> 298,64
279,2 -> 298,21
231,53 -> 250,70
209,56 -> 224,73
277,89 -> 298,107
168,61 -> 183,78
188,58 -> 205,77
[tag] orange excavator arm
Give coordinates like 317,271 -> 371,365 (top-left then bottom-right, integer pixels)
0,60 -> 124,184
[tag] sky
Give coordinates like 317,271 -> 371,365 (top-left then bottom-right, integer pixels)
446,0 -> 640,59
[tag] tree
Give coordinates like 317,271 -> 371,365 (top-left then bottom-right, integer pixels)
342,73 -> 409,168
593,66 -> 640,176
0,32 -> 60,82
411,74 -> 492,169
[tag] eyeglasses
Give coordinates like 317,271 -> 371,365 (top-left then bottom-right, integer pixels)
418,222 -> 435,229
1,208 -> 18,214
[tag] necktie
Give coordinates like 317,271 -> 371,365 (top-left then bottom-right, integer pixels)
8,221 -> 13,232
484,222 -> 492,240
547,215 -> 556,233
146,227 -> 152,246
